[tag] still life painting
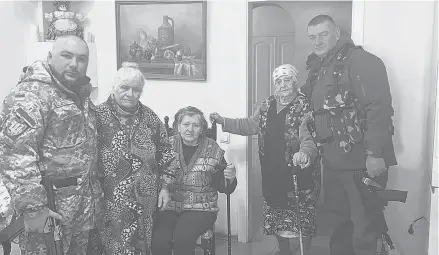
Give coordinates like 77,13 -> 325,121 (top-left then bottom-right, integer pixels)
116,1 -> 207,81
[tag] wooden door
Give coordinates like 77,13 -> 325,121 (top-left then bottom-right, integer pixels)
249,35 -> 295,241
249,36 -> 274,240
248,4 -> 295,241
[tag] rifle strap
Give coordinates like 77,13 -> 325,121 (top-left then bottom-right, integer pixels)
332,43 -> 363,86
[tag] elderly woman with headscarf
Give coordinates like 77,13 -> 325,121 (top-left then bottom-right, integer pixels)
210,64 -> 321,255
151,106 -> 237,255
91,62 -> 175,255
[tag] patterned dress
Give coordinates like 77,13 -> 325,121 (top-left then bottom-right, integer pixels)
259,94 -> 321,237
91,96 -> 174,255
223,93 -> 321,237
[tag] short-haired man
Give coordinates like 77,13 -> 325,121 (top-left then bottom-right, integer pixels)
303,15 -> 397,255
0,35 -> 102,254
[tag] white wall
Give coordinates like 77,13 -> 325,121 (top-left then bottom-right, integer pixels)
429,190 -> 438,255
362,1 -> 436,255
0,1 -> 37,109
428,1 -> 438,255
90,0 -> 248,238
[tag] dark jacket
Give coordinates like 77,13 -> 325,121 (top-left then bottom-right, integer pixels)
306,39 -> 397,170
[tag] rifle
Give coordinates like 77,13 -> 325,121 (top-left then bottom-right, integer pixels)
0,215 -> 24,244
353,169 -> 408,252
40,172 -> 64,255
0,174 -> 65,254
362,176 -> 408,203
353,170 -> 408,212
0,175 -> 64,255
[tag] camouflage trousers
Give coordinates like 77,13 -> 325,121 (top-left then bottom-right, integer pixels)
18,229 -> 92,255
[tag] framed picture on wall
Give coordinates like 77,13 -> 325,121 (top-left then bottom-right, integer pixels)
115,1 -> 207,81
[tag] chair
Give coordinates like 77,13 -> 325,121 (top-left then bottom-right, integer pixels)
164,116 -> 232,255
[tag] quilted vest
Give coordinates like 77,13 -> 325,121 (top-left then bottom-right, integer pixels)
166,135 -> 225,213
311,43 -> 366,154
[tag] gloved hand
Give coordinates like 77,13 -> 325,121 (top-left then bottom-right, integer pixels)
366,155 -> 387,178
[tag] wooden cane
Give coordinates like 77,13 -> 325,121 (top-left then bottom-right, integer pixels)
293,174 -> 304,255
225,178 -> 232,255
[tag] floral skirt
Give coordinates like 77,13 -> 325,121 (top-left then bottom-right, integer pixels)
262,201 -> 317,237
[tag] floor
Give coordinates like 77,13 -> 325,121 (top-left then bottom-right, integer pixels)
5,206 -> 332,255
195,204 -> 332,255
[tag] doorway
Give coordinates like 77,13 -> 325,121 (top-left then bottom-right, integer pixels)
246,0 -> 353,248
246,2 -> 296,243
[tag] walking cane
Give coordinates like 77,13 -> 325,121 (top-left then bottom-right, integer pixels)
225,178 -> 232,255
293,174 -> 304,255
287,164 -> 304,255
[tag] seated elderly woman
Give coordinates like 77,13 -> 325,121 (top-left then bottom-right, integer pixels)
91,62 -> 175,254
151,106 -> 237,255
211,64 -> 321,255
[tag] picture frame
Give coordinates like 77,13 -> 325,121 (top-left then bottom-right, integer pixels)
115,1 -> 207,81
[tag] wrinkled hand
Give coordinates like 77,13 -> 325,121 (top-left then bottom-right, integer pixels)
24,208 -> 63,233
210,112 -> 225,125
366,155 -> 387,178
224,163 -> 236,181
292,151 -> 310,169
158,188 -> 171,211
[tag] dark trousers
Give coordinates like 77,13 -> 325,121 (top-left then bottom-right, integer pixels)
2,241 -> 11,255
151,210 -> 217,255
323,168 -> 388,255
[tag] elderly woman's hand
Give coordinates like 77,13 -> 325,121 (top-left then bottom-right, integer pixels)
224,163 -> 236,181
158,188 -> 170,211
210,112 -> 225,126
292,151 -> 310,169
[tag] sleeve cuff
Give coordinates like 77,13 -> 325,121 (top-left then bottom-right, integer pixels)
222,118 -> 230,132
365,143 -> 383,158
22,204 -> 47,215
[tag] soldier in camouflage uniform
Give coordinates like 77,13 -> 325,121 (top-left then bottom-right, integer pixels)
0,177 -> 13,255
303,15 -> 397,255
0,35 -> 102,255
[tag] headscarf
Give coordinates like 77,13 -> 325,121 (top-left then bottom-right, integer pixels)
272,64 -> 299,85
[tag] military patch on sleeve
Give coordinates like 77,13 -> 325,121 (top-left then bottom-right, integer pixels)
15,107 -> 37,128
3,118 -> 29,141
14,93 -> 26,101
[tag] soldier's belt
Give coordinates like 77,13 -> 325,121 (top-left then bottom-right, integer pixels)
52,176 -> 81,188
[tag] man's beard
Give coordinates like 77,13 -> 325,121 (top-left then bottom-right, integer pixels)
50,67 -> 83,94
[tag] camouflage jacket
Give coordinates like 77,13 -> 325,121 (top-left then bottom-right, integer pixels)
0,177 -> 12,230
0,61 -> 102,232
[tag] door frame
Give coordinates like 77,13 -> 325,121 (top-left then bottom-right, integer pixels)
243,0 -> 365,243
